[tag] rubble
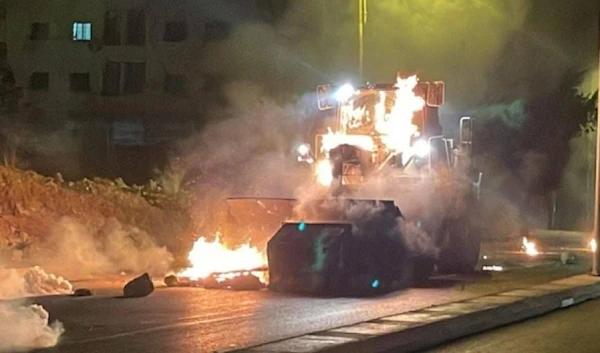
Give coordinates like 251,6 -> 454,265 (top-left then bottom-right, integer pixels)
164,275 -> 180,287
72,288 -> 92,297
123,273 -> 154,298
225,274 -> 264,291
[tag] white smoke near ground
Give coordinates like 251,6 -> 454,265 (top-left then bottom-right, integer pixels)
0,266 -> 71,352
0,266 -> 72,299
0,302 -> 64,352
30,217 -> 173,280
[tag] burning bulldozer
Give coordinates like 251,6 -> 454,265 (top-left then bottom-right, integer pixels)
223,73 -> 483,296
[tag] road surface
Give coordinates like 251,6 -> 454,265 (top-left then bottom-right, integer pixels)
31,257 -> 589,353
425,294 -> 600,353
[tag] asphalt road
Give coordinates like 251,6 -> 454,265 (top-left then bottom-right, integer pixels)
424,294 -> 600,353
30,257 -> 590,353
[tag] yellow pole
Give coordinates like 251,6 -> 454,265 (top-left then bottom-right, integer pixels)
358,0 -> 367,78
592,10 -> 600,275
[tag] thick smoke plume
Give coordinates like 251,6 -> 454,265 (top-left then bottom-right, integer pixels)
29,217 -> 173,279
180,82 -> 318,244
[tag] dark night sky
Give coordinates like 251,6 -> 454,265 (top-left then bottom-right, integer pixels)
201,0 -> 599,106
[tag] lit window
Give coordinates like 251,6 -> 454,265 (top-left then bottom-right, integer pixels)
73,22 -> 92,41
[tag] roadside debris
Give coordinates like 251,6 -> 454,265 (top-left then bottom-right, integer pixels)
72,288 -> 93,297
123,273 -> 154,298
164,275 -> 180,287
162,272 -> 265,291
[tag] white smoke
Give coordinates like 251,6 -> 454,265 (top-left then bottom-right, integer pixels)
0,267 -> 72,299
0,303 -> 64,352
0,266 -> 71,352
32,217 -> 173,279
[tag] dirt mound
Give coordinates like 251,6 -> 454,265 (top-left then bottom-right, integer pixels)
0,166 -> 193,271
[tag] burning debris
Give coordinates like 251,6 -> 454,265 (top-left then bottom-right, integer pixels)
521,236 -> 539,257
177,234 -> 267,284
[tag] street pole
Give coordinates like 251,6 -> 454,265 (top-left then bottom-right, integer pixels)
358,0 -> 367,79
592,10 -> 600,275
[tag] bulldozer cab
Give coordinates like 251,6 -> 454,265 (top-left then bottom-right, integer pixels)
316,80 -> 445,140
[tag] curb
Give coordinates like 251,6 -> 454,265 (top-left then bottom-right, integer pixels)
223,274 -> 600,353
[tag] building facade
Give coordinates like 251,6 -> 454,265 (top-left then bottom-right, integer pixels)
0,0 -> 281,180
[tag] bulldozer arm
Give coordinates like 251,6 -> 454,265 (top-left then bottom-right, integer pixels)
226,198 -> 297,247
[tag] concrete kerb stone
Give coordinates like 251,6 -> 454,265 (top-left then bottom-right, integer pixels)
223,275 -> 600,353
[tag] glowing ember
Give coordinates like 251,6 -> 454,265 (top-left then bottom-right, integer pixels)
178,233 -> 266,281
315,159 -> 334,186
590,239 -> 597,253
522,237 -> 539,256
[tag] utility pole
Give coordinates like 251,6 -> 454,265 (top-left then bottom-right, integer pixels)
592,9 -> 600,275
358,0 -> 367,79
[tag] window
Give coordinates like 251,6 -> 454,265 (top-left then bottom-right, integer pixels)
104,11 -> 121,45
70,73 -> 90,92
0,42 -> 7,60
73,22 -> 92,41
30,72 -> 49,90
103,62 -> 120,95
126,9 -> 145,45
124,62 -> 145,94
103,62 -> 145,96
164,74 -> 186,95
164,20 -> 187,42
203,21 -> 229,41
0,3 -> 6,20
30,23 -> 50,40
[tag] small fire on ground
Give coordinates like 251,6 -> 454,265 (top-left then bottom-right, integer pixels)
522,237 -> 539,257
177,233 -> 268,286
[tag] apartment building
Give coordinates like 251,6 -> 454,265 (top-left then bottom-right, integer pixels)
0,0 -> 282,180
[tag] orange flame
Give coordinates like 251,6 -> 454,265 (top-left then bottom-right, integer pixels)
376,75 -> 425,160
522,237 -> 539,257
317,74 -> 425,178
315,159 -> 334,186
178,233 -> 267,281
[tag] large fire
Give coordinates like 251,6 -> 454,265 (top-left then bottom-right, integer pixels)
178,233 -> 267,282
315,74 -> 425,186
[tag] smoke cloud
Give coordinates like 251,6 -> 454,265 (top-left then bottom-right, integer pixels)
0,267 -> 73,299
179,81 -> 320,242
0,266 -> 71,352
180,0 -> 598,247
0,302 -> 64,352
29,217 -> 173,279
